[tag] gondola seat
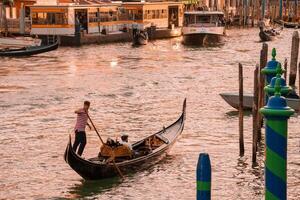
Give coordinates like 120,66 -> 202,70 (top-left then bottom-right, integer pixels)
99,144 -> 133,159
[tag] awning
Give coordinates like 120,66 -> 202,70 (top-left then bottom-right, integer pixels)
181,0 -> 199,4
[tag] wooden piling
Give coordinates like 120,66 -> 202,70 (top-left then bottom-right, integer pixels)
258,43 -> 268,142
252,65 -> 259,164
239,63 -> 244,157
284,58 -> 288,81
289,31 -> 299,87
299,62 -> 300,113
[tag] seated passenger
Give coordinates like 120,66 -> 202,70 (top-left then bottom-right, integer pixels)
120,133 -> 132,150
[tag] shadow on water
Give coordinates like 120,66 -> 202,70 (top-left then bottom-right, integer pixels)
66,177 -> 122,199
61,154 -> 177,199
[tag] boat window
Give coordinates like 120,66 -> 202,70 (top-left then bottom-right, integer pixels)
32,12 -> 68,25
196,15 -> 210,24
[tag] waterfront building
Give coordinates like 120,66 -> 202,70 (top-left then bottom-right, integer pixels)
29,1 -> 184,38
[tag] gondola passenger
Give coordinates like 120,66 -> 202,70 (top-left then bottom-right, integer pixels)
120,133 -> 132,150
73,101 -> 92,156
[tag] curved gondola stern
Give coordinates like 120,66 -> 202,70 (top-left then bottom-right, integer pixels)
64,134 -> 72,163
182,98 -> 187,121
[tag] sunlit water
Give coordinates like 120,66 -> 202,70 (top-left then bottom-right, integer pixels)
0,28 -> 299,200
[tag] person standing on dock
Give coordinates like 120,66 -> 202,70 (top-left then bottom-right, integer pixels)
132,21 -> 139,38
73,101 -> 92,156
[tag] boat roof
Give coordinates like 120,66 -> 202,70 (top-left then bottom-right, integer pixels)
184,11 -> 224,15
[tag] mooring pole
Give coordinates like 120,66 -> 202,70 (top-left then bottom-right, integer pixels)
258,43 -> 268,141
260,78 -> 294,200
289,31 -> 299,87
238,63 -> 244,157
197,153 -> 211,200
252,65 -> 259,164
283,58 -> 288,81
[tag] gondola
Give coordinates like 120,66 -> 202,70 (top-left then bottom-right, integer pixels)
0,41 -> 59,57
274,19 -> 299,28
259,27 -> 275,42
132,31 -> 148,46
219,93 -> 299,111
64,99 -> 186,180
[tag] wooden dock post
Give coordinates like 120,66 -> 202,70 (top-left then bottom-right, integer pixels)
284,58 -> 288,81
258,43 -> 268,142
252,65 -> 259,164
289,31 -> 299,87
197,153 -> 211,200
239,63 -> 244,157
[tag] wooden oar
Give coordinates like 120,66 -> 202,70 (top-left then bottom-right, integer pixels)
86,112 -> 125,179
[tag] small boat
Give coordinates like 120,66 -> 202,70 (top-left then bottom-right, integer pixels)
0,41 -> 59,57
182,11 -> 226,46
64,99 -> 186,180
220,93 -> 299,111
274,19 -> 299,28
132,31 -> 148,46
259,27 -> 275,42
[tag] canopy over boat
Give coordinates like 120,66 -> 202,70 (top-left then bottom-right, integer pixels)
64,99 -> 186,180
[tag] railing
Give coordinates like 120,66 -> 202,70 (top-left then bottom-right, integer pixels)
0,18 -> 31,34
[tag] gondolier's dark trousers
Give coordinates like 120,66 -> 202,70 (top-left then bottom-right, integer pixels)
73,130 -> 86,156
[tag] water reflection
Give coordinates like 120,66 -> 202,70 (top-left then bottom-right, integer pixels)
67,178 -> 121,199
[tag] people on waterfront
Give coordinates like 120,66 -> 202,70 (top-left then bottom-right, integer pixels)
120,133 -> 132,150
73,101 -> 92,156
132,21 -> 139,38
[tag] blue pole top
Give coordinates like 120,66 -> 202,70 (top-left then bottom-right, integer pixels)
197,153 -> 211,182
260,78 -> 295,118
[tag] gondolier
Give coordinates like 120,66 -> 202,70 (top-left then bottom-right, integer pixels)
73,101 -> 92,156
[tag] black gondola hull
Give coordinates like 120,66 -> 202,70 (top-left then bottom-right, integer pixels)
0,41 -> 59,57
65,99 -> 186,180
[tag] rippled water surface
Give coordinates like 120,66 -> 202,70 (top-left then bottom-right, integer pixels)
0,28 -> 299,200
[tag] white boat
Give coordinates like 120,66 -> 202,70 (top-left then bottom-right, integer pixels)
182,11 -> 226,45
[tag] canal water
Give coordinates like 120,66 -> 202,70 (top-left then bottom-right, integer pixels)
0,28 -> 299,200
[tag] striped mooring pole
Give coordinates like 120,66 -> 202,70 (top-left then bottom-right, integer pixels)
197,153 -> 211,200
260,77 -> 294,200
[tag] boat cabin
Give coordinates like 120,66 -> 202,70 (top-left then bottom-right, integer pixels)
29,1 -> 184,36
183,11 -> 225,27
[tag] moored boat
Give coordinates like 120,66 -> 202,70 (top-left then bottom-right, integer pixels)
259,27 -> 275,42
220,93 -> 299,111
132,31 -> 149,46
0,41 -> 59,57
182,11 -> 225,46
64,99 -> 186,180
274,19 -> 299,28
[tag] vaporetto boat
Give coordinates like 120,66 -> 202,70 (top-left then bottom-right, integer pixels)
182,11 -> 226,45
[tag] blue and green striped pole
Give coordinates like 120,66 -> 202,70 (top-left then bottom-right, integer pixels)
260,78 -> 294,200
197,153 -> 211,200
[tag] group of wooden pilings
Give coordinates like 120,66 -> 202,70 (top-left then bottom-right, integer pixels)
239,31 -> 300,164
196,31 -> 300,200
